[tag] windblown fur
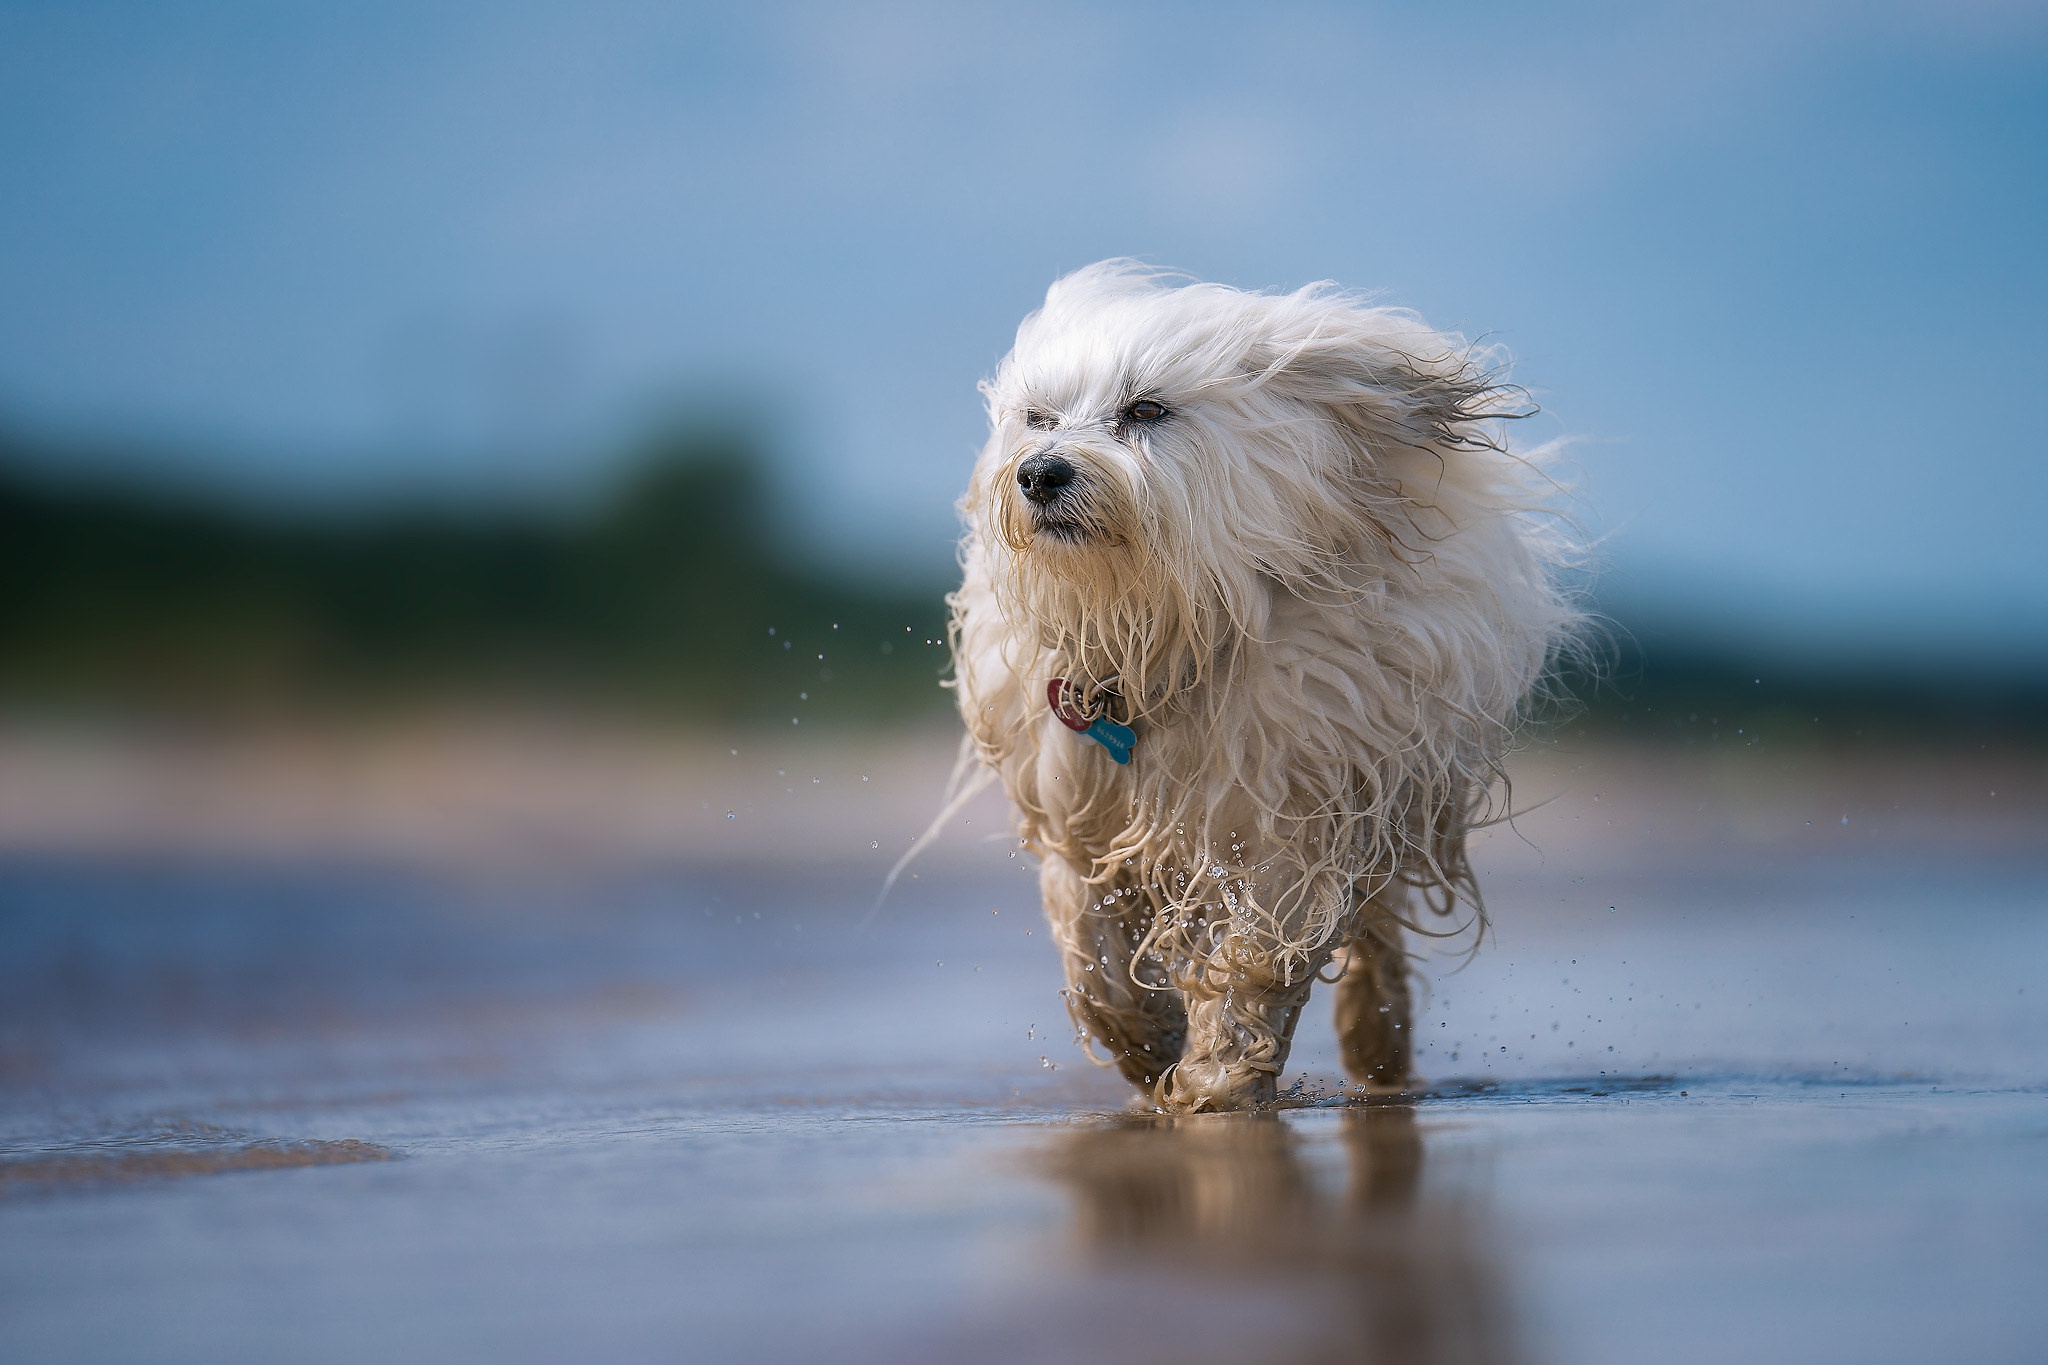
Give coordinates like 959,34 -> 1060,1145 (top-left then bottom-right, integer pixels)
949,262 -> 1578,1111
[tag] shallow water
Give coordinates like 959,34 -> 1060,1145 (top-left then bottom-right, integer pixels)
3,821 -> 2047,1363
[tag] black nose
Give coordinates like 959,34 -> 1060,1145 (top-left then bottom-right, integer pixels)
1017,453 -> 1075,505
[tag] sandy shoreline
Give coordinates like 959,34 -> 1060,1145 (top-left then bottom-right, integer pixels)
1,711 -> 2039,870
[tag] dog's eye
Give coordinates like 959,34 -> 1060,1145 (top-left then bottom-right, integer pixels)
1121,399 -> 1169,425
1023,409 -> 1057,431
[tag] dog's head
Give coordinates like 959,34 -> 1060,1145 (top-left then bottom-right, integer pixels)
967,260 -> 1535,707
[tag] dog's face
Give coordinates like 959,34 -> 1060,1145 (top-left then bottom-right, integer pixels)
978,268 -> 1288,575
971,262 -> 1511,665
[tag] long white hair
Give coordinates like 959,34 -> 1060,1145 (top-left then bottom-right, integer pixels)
951,260 -> 1581,996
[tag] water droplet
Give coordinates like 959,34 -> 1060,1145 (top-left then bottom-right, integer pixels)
725,811 -> 736,820
870,841 -> 880,849
1040,1056 -> 1057,1070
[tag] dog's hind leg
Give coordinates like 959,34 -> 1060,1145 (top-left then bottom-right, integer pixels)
1332,907 -> 1414,1090
1042,859 -> 1186,1095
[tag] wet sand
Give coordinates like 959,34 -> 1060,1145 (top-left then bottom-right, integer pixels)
2,721 -> 2045,1363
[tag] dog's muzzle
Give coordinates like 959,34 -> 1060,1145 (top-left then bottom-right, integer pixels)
1016,453 -> 1075,506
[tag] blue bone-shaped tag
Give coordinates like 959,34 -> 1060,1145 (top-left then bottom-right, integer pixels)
1048,679 -> 1136,765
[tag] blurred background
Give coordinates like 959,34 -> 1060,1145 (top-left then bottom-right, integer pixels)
2,0 -> 2044,739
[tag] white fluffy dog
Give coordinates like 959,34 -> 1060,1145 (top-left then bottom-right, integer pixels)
949,262 -> 1577,1111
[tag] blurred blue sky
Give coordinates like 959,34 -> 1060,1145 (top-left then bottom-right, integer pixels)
2,2 -> 2045,658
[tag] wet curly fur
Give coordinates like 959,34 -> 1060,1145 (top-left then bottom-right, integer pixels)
949,262 -> 1578,1111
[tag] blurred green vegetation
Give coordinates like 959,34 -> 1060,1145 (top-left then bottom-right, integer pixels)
1548,627 -> 2048,749
2,423 -> 2041,742
0,425 -> 954,722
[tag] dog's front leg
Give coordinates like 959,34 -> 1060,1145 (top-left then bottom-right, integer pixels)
1163,954 -> 1318,1112
1041,860 -> 1186,1095
1156,845 -> 1338,1111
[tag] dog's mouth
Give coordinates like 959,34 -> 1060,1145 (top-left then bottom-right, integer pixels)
1030,505 -> 1093,543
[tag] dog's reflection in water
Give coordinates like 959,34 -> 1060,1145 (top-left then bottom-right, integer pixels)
1038,1106 -> 1517,1365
